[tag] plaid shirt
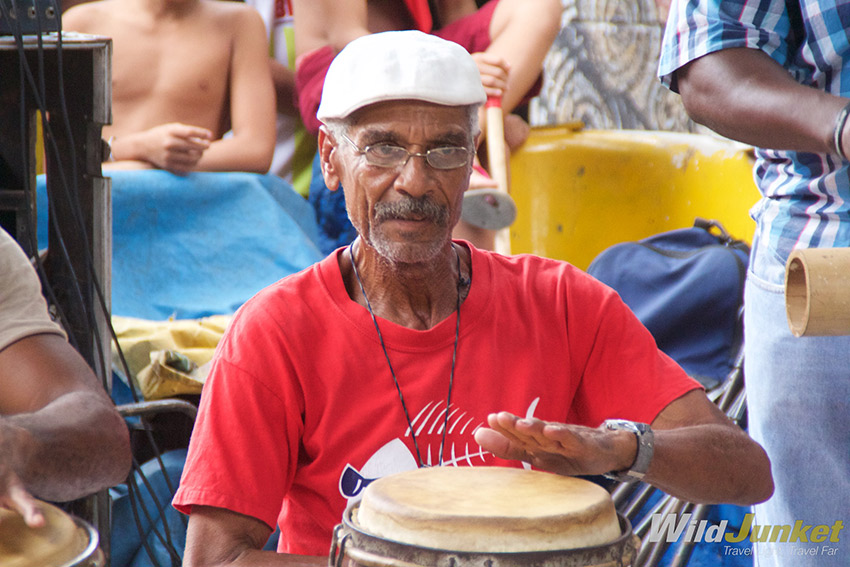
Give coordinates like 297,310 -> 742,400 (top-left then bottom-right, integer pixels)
659,0 -> 850,262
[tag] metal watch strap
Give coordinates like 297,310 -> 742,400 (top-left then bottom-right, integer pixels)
602,419 -> 654,483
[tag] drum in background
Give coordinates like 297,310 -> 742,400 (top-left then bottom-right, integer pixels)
0,500 -> 104,567
330,467 -> 639,567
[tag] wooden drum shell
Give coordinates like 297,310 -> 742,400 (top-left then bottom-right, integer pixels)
330,502 -> 640,567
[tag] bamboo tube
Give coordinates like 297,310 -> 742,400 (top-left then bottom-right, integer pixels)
785,248 -> 850,336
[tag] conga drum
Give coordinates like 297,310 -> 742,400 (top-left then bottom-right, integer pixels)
330,467 -> 639,567
0,500 -> 104,567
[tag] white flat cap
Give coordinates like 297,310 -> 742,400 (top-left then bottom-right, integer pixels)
317,30 -> 487,122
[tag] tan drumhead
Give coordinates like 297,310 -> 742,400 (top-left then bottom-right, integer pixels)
355,467 -> 621,553
0,501 -> 90,567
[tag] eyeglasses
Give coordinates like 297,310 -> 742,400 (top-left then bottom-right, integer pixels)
340,134 -> 471,170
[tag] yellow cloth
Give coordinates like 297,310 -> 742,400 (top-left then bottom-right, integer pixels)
112,315 -> 232,400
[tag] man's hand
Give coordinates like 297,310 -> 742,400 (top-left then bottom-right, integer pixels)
0,461 -> 44,528
474,412 -> 636,478
116,123 -> 213,174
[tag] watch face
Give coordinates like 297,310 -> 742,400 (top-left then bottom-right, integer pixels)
603,419 -> 654,483
606,419 -> 637,431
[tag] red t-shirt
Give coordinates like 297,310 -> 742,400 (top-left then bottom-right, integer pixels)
173,243 -> 700,555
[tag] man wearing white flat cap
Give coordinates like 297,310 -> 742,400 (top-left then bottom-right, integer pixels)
175,31 -> 773,566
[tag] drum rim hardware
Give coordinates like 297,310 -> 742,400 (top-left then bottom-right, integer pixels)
329,501 -> 640,567
60,517 -> 105,567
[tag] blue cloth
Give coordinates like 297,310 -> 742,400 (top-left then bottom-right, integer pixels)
37,171 -> 323,320
307,152 -> 357,255
659,0 -> 850,264
629,490 -> 753,567
110,449 -> 188,567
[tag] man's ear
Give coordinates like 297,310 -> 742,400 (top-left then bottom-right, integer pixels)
318,126 -> 341,192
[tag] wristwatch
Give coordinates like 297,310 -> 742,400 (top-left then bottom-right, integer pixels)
602,419 -> 654,483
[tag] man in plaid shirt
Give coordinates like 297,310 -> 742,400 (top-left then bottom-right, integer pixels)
659,2 -> 850,566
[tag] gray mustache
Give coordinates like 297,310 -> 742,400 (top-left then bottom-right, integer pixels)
374,196 -> 449,226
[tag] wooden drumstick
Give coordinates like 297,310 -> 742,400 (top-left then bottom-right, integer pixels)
485,96 -> 512,254
486,96 -> 510,195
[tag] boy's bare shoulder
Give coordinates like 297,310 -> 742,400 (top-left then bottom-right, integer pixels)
196,0 -> 267,38
200,0 -> 264,20
62,0 -> 120,31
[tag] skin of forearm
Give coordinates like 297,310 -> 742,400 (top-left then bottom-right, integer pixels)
197,137 -> 274,174
184,512 -> 327,567
0,391 -> 130,501
207,550 -> 326,567
645,424 -> 773,506
678,48 -> 847,155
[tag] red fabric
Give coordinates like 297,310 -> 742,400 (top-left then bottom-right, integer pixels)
472,163 -> 491,178
403,0 -> 432,32
295,1 -> 503,136
294,45 -> 335,136
173,243 -> 701,556
432,0 -> 498,54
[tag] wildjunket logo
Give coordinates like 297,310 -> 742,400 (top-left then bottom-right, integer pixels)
648,513 -> 843,557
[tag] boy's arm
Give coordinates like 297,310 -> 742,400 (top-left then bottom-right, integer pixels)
291,0 -> 370,57
197,7 -> 276,173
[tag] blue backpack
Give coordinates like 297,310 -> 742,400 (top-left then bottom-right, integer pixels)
587,218 -> 750,389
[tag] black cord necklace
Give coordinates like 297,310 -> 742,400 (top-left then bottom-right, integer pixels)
348,241 -> 464,468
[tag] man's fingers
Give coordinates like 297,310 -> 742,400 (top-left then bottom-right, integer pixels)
474,428 -> 532,462
485,412 -> 528,445
3,482 -> 45,528
489,413 -> 556,450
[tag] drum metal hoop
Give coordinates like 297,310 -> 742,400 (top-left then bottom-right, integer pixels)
60,517 -> 105,567
345,547 -> 432,567
330,524 -> 351,567
333,509 -> 642,567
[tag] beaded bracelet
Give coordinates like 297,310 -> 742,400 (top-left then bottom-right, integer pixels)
832,100 -> 850,160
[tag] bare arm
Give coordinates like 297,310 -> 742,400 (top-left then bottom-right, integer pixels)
475,389 -> 773,506
108,123 -> 213,174
291,0 -> 369,57
0,334 -> 131,525
183,505 -> 326,566
196,8 -> 276,173
677,47 -> 849,155
481,0 -> 561,114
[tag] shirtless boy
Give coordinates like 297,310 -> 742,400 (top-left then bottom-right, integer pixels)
63,0 -> 276,174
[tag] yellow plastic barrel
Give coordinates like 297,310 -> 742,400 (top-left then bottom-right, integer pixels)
508,125 -> 759,270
